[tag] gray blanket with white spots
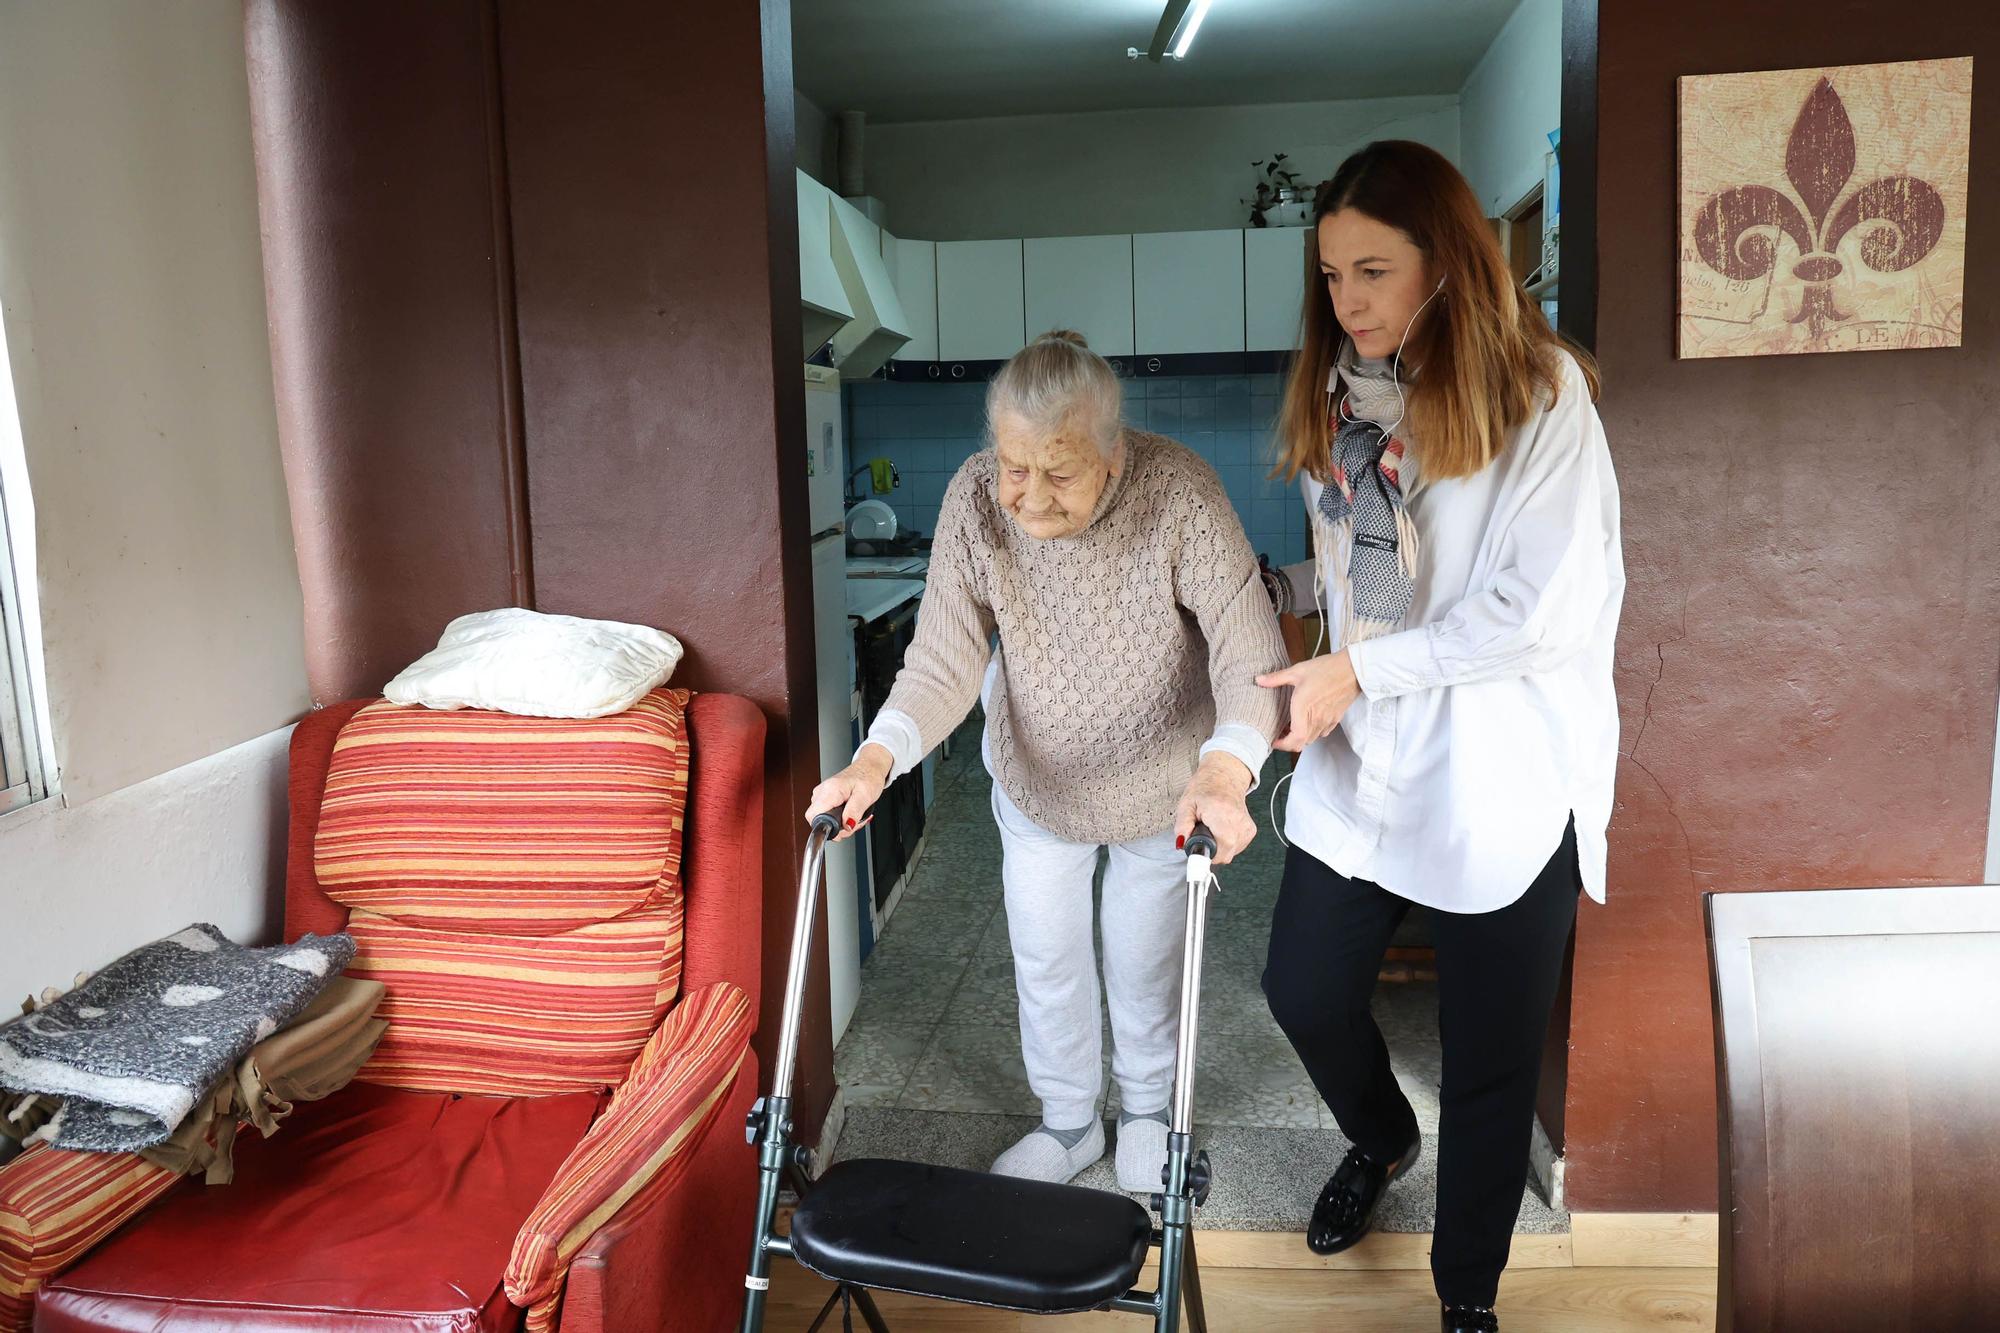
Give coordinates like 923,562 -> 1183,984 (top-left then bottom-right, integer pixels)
0,924 -> 354,1153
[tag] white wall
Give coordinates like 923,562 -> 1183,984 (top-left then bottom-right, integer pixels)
1457,0 -> 1561,217
0,727 -> 291,1003
860,95 -> 1460,240
0,1 -> 305,992
0,0 -> 306,802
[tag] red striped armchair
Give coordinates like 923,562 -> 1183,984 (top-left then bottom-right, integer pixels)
15,689 -> 766,1333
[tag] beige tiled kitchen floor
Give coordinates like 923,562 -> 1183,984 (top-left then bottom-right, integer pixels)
829,718 -> 1567,1234
838,716 -> 1438,1132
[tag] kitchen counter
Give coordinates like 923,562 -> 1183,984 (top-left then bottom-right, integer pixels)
846,554 -> 929,578
845,577 -> 925,624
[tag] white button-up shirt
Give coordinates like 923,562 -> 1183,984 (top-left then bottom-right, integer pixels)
1284,351 -> 1624,912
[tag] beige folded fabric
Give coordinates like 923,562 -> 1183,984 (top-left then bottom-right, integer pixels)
5,977 -> 386,1184
138,977 -> 387,1183
239,976 -> 389,1132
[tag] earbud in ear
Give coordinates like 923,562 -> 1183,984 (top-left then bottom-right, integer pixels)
1434,275 -> 1446,293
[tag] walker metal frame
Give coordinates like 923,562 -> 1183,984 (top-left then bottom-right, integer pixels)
740,812 -> 1223,1331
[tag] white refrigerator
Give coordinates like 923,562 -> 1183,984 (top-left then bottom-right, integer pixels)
805,365 -> 862,1043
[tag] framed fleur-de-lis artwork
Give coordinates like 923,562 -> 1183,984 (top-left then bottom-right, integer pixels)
1677,57 -> 1972,359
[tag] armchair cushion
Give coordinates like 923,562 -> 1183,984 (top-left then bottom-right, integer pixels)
0,1147 -> 180,1332
503,981 -> 752,1311
317,690 -> 694,1095
314,689 -> 692,935
345,905 -> 681,1097
38,1082 -> 602,1333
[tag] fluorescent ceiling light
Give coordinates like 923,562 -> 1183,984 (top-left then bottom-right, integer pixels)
1170,0 -> 1212,60
1130,0 -> 1213,64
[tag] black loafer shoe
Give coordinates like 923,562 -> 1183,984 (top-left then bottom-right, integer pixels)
1441,1305 -> 1499,1332
1305,1130 -> 1420,1255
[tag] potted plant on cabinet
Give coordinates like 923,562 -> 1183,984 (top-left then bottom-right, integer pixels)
1242,153 -> 1312,227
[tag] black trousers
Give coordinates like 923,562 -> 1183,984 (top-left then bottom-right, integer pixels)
1261,822 -> 1581,1308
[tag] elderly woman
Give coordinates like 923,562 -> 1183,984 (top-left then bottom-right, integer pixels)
809,329 -> 1289,1191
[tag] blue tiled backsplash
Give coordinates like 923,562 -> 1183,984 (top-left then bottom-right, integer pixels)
844,373 -> 1309,567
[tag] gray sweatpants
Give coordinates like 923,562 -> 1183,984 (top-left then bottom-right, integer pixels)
989,779 -> 1188,1130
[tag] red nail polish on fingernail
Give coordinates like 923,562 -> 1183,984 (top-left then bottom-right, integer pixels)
1176,835 -> 1186,849
845,819 -> 855,828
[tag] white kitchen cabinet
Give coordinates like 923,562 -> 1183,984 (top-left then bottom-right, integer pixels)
1245,226 -> 1311,352
1133,229 -> 1244,355
935,239 -> 1026,362
882,233 -> 938,362
1023,234 -> 1134,356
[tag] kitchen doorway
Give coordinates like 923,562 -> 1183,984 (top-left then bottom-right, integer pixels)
790,0 -> 1586,1235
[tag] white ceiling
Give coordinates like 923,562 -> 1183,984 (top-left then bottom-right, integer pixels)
792,0 -> 1524,123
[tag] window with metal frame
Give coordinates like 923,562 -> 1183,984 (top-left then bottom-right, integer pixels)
0,319 -> 50,816
0,498 -> 48,814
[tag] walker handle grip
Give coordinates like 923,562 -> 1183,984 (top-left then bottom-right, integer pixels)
808,811 -> 842,839
1184,823 -> 1218,859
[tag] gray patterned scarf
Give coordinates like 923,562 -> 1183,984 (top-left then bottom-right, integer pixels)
1315,339 -> 1422,644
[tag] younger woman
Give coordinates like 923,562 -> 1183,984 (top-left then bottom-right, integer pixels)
1255,141 -> 1624,1333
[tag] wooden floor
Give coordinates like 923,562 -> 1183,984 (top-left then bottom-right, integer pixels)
761,1228 -> 1719,1331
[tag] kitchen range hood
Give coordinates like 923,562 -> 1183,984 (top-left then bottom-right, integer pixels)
825,192 -> 910,379
798,170 -> 853,360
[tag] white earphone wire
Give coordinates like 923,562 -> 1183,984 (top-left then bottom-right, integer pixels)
1334,272 -> 1443,445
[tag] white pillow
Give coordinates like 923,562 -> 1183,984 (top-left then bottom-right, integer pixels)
384,608 -> 684,718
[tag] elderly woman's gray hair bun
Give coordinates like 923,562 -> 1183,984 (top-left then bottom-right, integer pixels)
986,328 -> 1124,459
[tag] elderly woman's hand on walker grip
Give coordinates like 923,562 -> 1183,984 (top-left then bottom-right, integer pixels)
806,743 -> 894,840
1259,650 -> 1361,753
1172,751 -> 1258,864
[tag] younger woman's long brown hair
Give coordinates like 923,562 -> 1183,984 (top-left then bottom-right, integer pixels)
1275,139 -> 1599,484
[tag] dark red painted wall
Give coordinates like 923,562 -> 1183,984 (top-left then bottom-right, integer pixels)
1566,0 -> 2000,1211
245,0 -> 831,1128
496,0 -> 828,1129
245,0 -> 531,702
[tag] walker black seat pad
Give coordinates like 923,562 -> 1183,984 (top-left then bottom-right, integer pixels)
788,1157 -> 1153,1313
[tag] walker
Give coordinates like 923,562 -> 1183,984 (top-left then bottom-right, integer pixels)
739,813 -> 1223,1332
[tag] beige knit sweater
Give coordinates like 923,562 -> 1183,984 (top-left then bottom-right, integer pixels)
880,429 -> 1289,844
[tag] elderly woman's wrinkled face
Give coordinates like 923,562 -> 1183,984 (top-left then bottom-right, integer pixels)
993,413 -> 1122,540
